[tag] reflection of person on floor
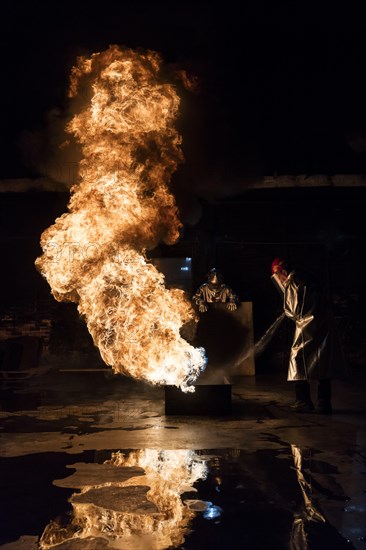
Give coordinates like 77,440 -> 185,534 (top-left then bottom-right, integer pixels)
290,443 -> 326,548
271,257 -> 348,414
193,268 -> 238,313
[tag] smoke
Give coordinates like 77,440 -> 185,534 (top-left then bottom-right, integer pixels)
253,312 -> 286,358
19,48 -> 263,213
19,108 -> 81,189
231,312 -> 286,368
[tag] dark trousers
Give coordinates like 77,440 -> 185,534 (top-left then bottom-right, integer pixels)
295,378 -> 331,403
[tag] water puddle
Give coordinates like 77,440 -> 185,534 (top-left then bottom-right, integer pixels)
1,445 -> 358,549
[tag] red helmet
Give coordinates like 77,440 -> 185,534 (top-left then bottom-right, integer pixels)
271,257 -> 286,274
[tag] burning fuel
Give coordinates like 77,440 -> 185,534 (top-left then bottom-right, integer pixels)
35,46 -> 206,391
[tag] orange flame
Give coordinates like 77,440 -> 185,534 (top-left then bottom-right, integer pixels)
36,45 -> 206,391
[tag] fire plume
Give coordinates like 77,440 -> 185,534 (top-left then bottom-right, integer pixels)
36,46 -> 206,391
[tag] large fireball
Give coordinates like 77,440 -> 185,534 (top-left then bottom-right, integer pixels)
36,45 -> 206,391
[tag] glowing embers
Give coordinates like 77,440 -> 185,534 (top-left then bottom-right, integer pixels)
35,46 -> 206,392
39,449 -> 208,549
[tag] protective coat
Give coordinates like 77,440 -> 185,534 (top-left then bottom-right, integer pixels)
272,271 -> 347,381
193,283 -> 237,306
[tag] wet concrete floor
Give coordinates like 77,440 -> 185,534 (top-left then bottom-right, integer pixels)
0,368 -> 365,549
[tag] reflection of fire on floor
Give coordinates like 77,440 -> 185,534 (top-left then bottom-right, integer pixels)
40,450 -> 209,549
39,445 -> 349,550
4,445 -> 358,549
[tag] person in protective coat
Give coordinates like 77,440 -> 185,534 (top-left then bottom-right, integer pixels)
271,257 -> 348,413
193,268 -> 238,313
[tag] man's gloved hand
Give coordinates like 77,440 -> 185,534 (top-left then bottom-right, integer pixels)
199,303 -> 208,313
226,302 -> 237,311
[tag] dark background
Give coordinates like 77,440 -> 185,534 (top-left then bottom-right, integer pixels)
2,185 -> 365,371
2,2 -> 366,180
1,2 -> 366,369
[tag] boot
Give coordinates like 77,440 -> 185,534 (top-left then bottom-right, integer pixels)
315,378 -> 332,414
291,381 -> 314,412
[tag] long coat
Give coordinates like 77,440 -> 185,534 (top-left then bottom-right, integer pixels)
272,271 -> 348,381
